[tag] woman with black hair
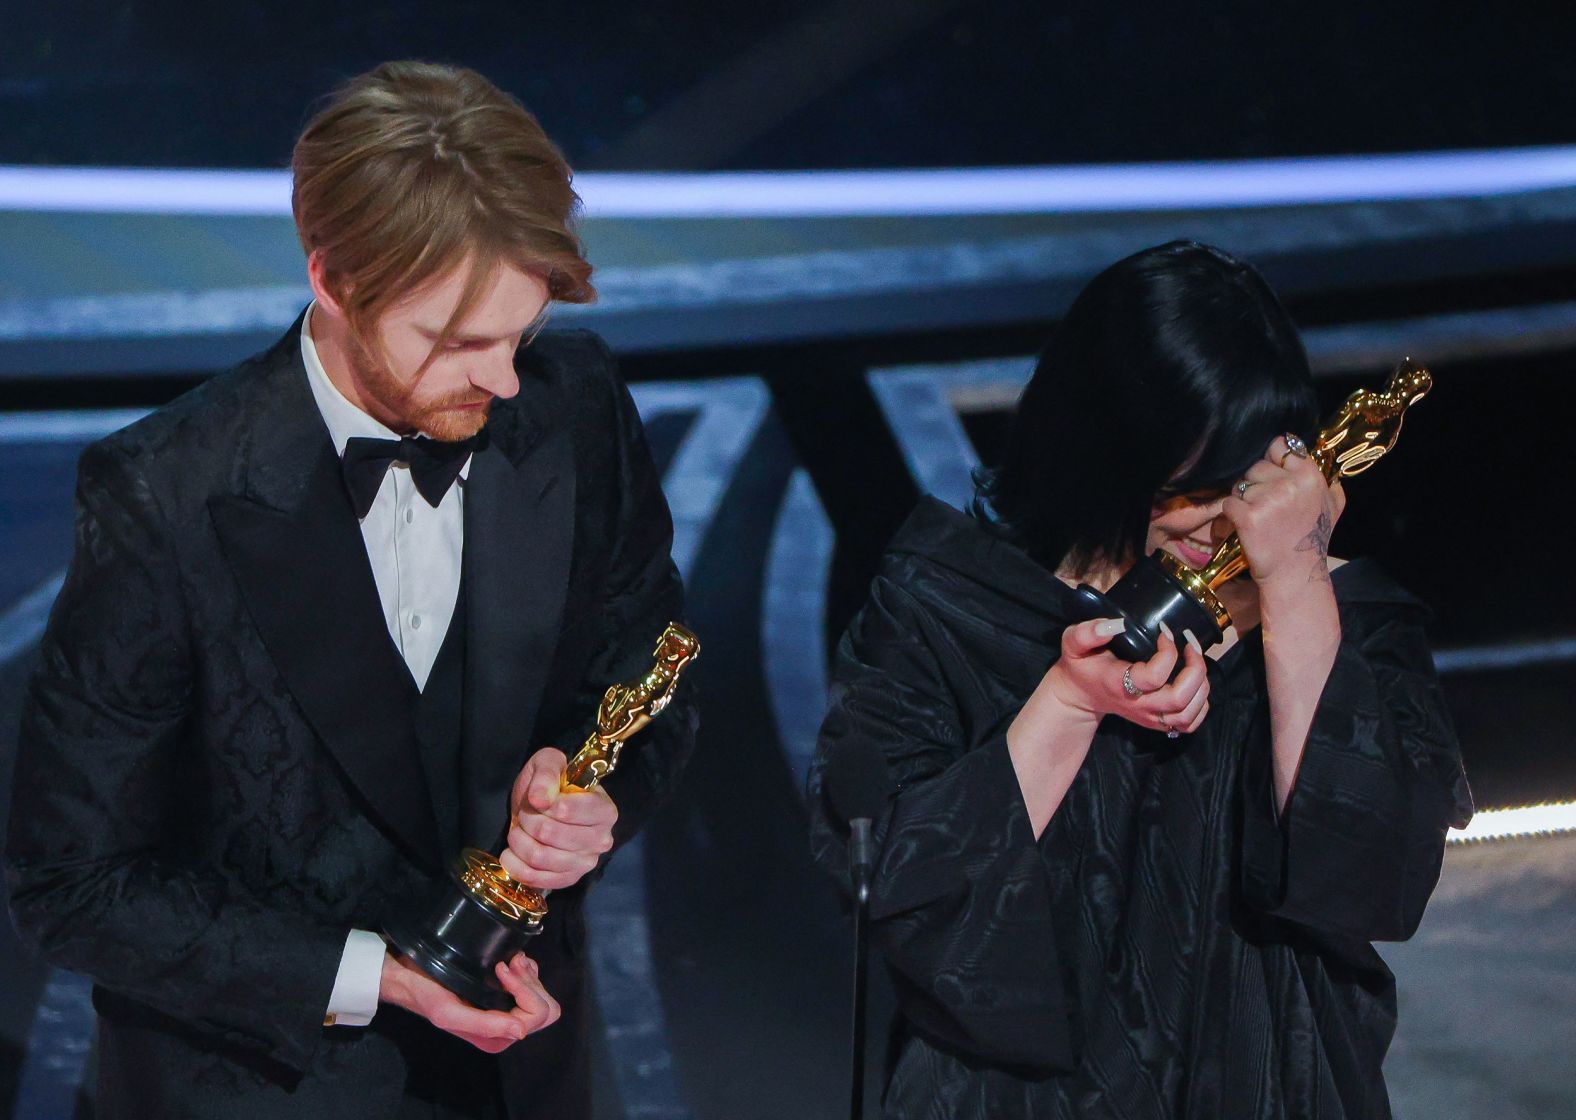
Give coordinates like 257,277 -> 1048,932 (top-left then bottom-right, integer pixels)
809,241 -> 1471,1119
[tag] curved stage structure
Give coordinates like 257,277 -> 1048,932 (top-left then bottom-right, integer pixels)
1,152 -> 1574,1119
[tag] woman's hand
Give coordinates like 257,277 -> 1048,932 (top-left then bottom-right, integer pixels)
1046,618 -> 1211,737
1223,435 -> 1346,590
1008,617 -> 1211,836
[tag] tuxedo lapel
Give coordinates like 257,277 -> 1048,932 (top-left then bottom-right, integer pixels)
460,396 -> 577,850
208,328 -> 442,871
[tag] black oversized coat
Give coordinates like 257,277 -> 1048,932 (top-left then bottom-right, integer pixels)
810,497 -> 1471,1120
5,317 -> 697,1119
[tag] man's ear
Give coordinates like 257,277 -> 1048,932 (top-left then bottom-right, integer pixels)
306,250 -> 348,317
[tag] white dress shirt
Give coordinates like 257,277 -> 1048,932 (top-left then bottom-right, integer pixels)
300,306 -> 469,1026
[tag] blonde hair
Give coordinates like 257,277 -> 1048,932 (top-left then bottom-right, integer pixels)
291,61 -> 594,367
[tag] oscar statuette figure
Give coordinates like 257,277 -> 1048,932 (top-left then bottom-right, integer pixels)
1074,358 -> 1432,661
384,623 -> 700,1010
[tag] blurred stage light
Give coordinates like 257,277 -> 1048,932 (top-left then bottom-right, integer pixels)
1448,802 -> 1576,843
2,146 -> 1575,217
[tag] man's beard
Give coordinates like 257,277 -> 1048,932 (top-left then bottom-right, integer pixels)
410,392 -> 493,442
352,346 -> 493,443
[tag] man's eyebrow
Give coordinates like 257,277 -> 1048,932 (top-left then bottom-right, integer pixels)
416,328 -> 500,344
416,310 -> 550,344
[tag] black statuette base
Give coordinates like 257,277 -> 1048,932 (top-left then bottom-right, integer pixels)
1071,553 -> 1225,663
384,872 -> 540,1012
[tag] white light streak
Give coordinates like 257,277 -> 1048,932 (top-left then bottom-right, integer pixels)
1448,802 -> 1576,843
2,146 -> 1575,217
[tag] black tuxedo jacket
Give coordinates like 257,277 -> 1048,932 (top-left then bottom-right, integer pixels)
4,318 -> 697,1118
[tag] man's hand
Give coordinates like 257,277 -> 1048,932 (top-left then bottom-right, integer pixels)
503,747 -> 617,890
380,951 -> 559,1053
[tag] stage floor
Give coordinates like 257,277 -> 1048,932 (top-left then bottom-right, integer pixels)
1382,835 -> 1576,1120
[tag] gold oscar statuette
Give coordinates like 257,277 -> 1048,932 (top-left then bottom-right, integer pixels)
1075,358 -> 1432,661
384,623 -> 700,1009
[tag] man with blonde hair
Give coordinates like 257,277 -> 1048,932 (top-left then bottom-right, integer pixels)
5,61 -> 695,1119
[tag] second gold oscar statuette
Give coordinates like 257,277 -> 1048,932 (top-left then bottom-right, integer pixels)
1072,358 -> 1432,662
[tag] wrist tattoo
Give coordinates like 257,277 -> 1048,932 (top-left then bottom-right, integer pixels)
1295,505 -> 1334,582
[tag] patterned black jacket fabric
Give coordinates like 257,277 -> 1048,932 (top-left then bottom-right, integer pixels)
4,317 -> 697,1119
810,497 -> 1471,1120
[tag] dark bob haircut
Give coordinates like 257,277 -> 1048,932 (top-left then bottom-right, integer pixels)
975,240 -> 1318,575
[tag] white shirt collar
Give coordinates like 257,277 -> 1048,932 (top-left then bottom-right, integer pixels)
300,303 -> 471,481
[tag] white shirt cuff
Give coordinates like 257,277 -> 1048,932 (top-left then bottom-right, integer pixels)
325,928 -> 385,1027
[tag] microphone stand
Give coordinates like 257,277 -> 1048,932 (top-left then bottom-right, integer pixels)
848,817 -> 874,1120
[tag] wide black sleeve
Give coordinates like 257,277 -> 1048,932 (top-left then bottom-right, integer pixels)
1238,599 -> 1473,944
809,572 -> 1074,1073
4,440 -> 346,1073
549,342 -> 697,859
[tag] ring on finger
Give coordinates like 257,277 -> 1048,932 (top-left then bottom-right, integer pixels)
1122,665 -> 1147,698
1234,479 -> 1252,499
1279,432 -> 1310,465
1159,714 -> 1180,740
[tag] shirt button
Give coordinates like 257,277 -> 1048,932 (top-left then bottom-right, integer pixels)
410,614 -> 422,630
404,508 -> 414,524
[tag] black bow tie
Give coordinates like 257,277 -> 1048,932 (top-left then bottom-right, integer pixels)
341,434 -> 477,518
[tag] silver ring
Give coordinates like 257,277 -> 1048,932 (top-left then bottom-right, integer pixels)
1122,665 -> 1146,698
1235,479 -> 1252,499
1283,432 -> 1310,460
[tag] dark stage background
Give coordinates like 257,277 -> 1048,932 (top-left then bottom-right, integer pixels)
3,4 -> 1576,1119
6,1 -> 1576,170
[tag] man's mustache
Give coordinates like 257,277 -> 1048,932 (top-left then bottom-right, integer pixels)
425,393 -> 494,411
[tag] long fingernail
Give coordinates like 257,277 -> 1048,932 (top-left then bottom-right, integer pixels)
1183,629 -> 1201,650
1095,618 -> 1126,636
1158,621 -> 1174,642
